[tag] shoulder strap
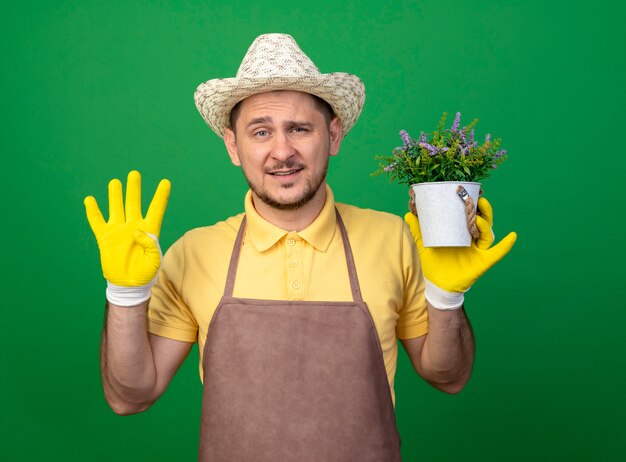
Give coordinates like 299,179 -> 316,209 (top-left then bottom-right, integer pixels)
335,208 -> 363,303
223,216 -> 247,298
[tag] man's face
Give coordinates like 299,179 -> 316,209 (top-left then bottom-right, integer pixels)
224,91 -> 342,212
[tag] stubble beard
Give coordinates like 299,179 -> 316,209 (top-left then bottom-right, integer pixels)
244,156 -> 330,212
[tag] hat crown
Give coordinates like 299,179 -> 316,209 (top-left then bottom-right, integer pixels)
236,34 -> 321,78
195,33 -> 365,138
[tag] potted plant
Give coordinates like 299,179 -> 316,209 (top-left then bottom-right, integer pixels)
373,112 -> 507,247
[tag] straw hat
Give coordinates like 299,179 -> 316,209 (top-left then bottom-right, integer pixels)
194,33 -> 366,138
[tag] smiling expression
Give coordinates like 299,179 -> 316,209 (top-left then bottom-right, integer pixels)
224,91 -> 342,214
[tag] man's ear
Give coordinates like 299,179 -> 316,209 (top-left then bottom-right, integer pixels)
224,128 -> 241,166
329,117 -> 342,157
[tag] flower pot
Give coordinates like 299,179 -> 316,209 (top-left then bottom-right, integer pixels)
411,181 -> 481,247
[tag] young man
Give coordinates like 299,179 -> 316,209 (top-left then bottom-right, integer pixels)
85,34 -> 516,461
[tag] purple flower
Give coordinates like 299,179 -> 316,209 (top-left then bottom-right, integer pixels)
419,131 -> 427,143
384,162 -> 397,172
460,127 -> 467,145
399,130 -> 411,148
452,112 -> 461,131
485,133 -> 491,143
494,149 -> 507,159
469,129 -> 475,146
419,142 -> 438,155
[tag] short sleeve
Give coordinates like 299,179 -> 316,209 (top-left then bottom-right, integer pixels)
395,223 -> 429,339
148,236 -> 199,342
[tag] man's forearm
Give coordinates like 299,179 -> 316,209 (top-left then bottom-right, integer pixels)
419,303 -> 475,393
100,300 -> 157,414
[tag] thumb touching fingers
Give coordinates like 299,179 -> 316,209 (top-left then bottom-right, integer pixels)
133,230 -> 162,263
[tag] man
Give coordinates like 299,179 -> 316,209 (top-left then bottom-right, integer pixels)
84,34 -> 516,460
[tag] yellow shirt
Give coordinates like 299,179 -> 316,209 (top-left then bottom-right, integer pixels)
148,186 -> 428,398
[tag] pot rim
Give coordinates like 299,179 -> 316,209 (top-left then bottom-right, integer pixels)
411,181 -> 482,187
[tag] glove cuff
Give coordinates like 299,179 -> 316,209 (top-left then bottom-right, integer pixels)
424,279 -> 466,310
106,282 -> 152,307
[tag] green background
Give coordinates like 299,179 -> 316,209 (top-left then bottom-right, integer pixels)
2,0 -> 625,460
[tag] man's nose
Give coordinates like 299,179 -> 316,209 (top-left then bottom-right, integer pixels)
270,132 -> 296,161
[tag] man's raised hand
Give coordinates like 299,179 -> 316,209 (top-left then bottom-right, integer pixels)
404,196 -> 516,309
84,170 -> 171,306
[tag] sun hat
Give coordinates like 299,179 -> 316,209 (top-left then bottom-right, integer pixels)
194,33 -> 366,138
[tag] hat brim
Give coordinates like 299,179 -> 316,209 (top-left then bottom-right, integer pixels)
194,73 -> 365,138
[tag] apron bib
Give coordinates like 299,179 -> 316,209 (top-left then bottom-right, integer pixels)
199,210 -> 401,461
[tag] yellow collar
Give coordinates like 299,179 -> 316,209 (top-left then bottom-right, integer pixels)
244,185 -> 337,253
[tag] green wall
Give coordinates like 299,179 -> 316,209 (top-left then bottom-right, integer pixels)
2,1 -> 625,460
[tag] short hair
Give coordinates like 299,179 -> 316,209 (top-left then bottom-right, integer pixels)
229,92 -> 335,133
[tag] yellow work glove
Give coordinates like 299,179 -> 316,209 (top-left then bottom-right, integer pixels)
84,170 -> 171,306
404,197 -> 517,310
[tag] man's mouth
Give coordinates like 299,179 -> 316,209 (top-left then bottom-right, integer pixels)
270,169 -> 302,176
266,163 -> 304,176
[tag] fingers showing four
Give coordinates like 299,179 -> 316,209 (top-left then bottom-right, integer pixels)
125,170 -> 143,222
86,171 -> 171,233
108,178 -> 125,224
145,179 -> 172,237
84,196 -> 105,235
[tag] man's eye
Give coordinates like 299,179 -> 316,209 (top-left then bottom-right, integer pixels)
254,130 -> 268,137
293,127 -> 308,133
